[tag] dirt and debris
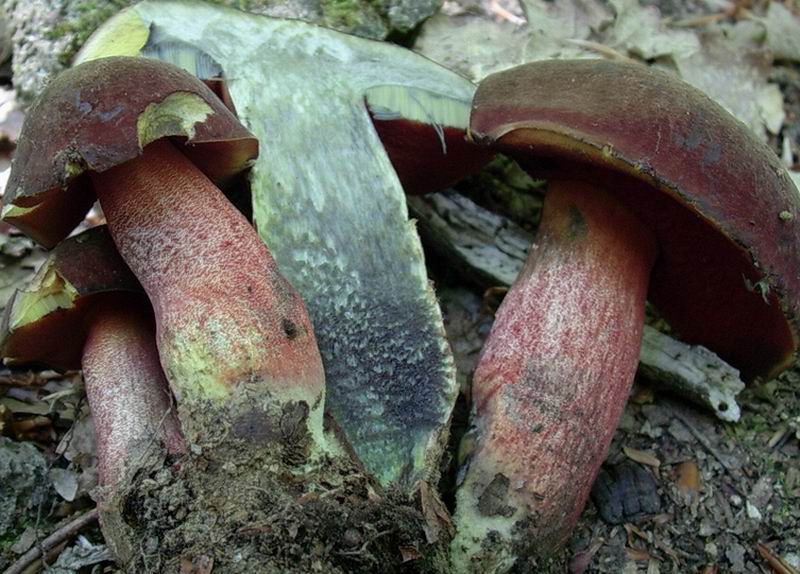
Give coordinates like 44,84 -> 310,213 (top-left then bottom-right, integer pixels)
95,442 -> 447,573
438,286 -> 800,573
0,436 -> 51,537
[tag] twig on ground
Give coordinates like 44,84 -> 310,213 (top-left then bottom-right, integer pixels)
2,508 -> 99,574
669,0 -> 754,27
487,0 -> 526,25
757,542 -> 799,574
563,39 -> 635,62
670,13 -> 727,27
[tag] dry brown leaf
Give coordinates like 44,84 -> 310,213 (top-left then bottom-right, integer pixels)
625,523 -> 649,542
180,555 -> 214,574
676,460 -> 701,501
399,545 -> 419,563
0,403 -> 9,435
10,415 -> 51,433
623,446 -> 661,468
0,370 -> 37,387
651,513 -> 672,526
630,384 -> 655,405
418,480 -> 454,542
569,539 -> 604,574
767,425 -> 790,449
654,536 -> 681,564
627,547 -> 653,562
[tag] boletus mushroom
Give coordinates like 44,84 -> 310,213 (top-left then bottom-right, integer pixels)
76,0 -> 492,488
2,55 -> 328,449
1,226 -> 184,494
452,60 -> 800,570
3,56 -> 451,572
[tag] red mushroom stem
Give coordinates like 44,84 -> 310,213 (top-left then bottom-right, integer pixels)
82,299 -> 185,487
89,139 -> 326,445
453,181 -> 657,564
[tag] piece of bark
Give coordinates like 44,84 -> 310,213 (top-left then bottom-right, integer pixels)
410,191 -> 745,421
637,325 -> 744,421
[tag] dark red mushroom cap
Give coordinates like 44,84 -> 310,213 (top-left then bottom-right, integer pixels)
2,56 -> 258,247
1,226 -> 144,370
470,59 -> 800,381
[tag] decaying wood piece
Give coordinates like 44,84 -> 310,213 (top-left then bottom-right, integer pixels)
409,191 -> 745,421
638,325 -> 744,421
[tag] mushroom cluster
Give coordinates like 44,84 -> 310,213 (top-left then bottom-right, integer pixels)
1,56 -> 354,566
75,0 -> 494,490
2,5 -> 799,574
2,226 -> 184,488
3,56 -> 328,447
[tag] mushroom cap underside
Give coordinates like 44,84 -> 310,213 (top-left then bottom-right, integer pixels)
471,60 -> 800,381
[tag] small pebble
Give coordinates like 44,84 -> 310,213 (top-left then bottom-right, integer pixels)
746,500 -> 762,521
785,553 -> 800,568
725,542 -> 746,573
705,541 -> 718,559
342,528 -> 362,547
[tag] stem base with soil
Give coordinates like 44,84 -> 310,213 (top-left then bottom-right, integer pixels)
452,182 -> 657,571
